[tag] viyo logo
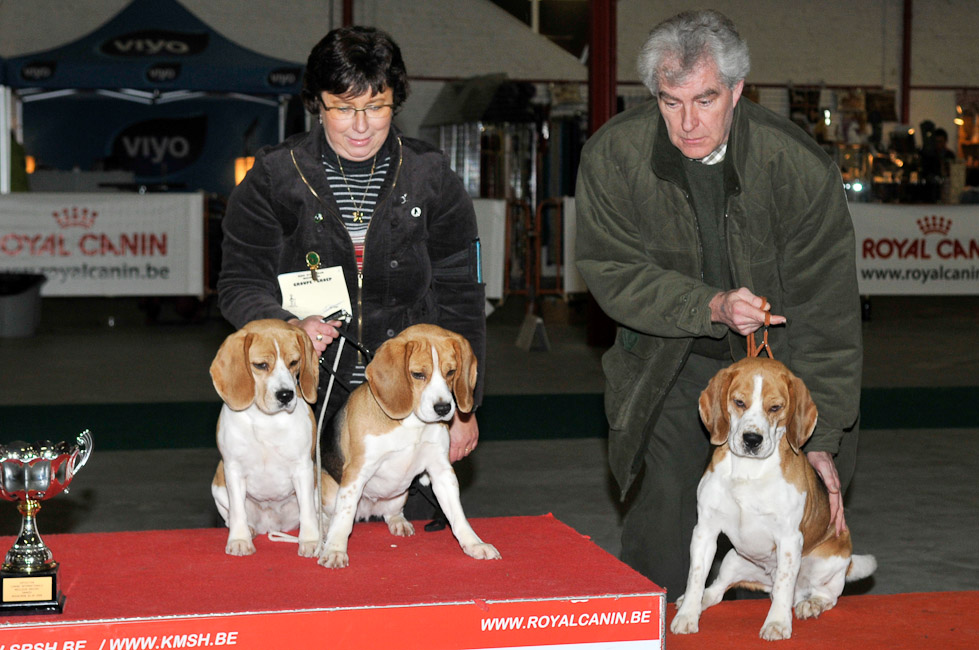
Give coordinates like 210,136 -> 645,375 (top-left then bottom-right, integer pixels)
268,67 -> 302,88
146,63 -> 182,83
20,61 -> 57,81
111,115 -> 207,175
101,30 -> 209,57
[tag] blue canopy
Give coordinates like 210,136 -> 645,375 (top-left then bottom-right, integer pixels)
2,0 -> 302,98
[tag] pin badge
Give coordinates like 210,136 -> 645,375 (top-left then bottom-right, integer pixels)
305,251 -> 321,281
411,206 -> 421,218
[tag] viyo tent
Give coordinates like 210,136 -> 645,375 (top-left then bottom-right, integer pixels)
0,0 -> 304,195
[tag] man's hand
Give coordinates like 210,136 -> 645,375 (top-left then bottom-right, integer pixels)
709,287 -> 786,336
806,450 -> 847,536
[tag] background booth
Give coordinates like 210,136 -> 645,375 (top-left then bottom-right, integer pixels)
0,0 -> 304,299
0,0 -> 302,196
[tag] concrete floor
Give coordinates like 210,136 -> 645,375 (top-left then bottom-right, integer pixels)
0,295 -> 976,597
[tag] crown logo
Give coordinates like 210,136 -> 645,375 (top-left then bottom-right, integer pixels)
917,215 -> 951,236
53,206 -> 98,229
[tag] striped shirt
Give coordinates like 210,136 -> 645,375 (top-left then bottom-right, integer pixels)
322,153 -> 390,389
322,154 -> 391,272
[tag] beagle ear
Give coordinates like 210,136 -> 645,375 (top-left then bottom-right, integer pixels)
210,330 -> 256,411
699,367 -> 733,446
365,338 -> 415,420
787,373 -> 819,453
296,330 -> 319,403
450,334 -> 477,413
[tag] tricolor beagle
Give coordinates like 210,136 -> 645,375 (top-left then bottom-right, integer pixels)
318,323 -> 500,568
209,319 -> 322,558
671,357 -> 875,641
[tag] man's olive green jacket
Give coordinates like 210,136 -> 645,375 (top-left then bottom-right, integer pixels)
575,97 -> 863,498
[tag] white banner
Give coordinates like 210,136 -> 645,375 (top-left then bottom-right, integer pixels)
0,191 -> 205,297
850,203 -> 979,295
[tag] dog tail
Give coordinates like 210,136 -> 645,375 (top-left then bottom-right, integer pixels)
846,554 -> 877,582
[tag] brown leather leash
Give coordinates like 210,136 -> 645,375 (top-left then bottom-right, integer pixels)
746,297 -> 774,359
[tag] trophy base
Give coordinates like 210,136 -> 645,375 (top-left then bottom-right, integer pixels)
0,565 -> 65,615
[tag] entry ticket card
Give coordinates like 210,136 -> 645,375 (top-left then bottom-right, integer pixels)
277,266 -> 352,320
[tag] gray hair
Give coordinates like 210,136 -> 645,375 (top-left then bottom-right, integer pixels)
638,9 -> 750,96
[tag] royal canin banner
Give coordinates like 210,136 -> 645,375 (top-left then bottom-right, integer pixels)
0,192 -> 204,297
850,203 -> 979,295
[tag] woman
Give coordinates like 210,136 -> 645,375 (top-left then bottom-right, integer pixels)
217,26 -> 485,477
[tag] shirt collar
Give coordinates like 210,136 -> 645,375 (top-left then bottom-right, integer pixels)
696,143 -> 727,165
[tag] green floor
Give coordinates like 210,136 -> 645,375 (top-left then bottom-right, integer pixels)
5,387 -> 976,451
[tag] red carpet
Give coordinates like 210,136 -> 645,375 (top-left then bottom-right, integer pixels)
666,590 -> 978,649
1,515 -> 655,621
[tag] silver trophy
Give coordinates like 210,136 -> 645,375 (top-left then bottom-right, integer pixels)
0,430 -> 92,614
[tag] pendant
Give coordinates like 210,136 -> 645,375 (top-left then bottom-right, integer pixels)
352,210 -> 363,222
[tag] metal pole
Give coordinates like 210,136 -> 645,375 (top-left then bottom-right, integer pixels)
587,0 -> 616,135
901,0 -> 912,125
585,0 -> 618,347
0,86 -> 11,194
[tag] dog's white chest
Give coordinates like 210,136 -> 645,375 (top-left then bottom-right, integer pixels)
361,421 -> 448,500
217,404 -> 313,500
701,453 -> 806,563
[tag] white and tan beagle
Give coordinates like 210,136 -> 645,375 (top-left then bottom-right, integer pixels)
671,356 -> 875,641
210,319 -> 322,558
318,323 -> 500,568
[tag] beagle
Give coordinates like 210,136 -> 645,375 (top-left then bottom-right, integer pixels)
317,323 -> 500,568
209,319 -> 322,558
671,357 -> 875,641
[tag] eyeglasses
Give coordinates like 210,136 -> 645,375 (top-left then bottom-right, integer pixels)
320,104 -> 394,122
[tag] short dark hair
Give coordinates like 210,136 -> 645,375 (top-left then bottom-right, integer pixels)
301,26 -> 409,114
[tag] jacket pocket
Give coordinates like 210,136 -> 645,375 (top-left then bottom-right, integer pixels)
602,328 -> 661,430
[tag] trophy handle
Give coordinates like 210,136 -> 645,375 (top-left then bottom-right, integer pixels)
73,430 -> 93,471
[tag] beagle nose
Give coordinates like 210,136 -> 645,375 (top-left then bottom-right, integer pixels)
433,402 -> 452,417
275,389 -> 295,405
743,432 -> 763,450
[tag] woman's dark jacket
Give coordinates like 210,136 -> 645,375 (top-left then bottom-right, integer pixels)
218,126 -> 486,415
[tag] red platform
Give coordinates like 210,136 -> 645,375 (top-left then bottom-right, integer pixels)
0,515 -> 665,649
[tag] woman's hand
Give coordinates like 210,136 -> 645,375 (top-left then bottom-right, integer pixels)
448,411 -> 479,463
289,316 -> 342,357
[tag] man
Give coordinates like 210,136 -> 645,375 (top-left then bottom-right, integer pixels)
574,10 -> 862,597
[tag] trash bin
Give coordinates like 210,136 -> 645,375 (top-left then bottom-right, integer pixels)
0,273 -> 46,337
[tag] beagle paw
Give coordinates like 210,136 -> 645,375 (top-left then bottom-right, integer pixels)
225,538 -> 256,556
795,596 -> 833,619
670,613 -> 700,635
701,586 -> 726,609
318,550 -> 349,569
670,611 -> 700,635
759,619 -> 792,641
386,515 -> 415,537
464,542 -> 501,560
298,540 -> 319,557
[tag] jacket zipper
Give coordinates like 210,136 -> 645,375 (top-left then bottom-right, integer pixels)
293,138 -> 404,362
678,187 -> 707,282
355,137 -> 403,357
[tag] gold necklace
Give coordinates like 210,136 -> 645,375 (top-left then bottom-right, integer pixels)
336,154 -> 377,223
